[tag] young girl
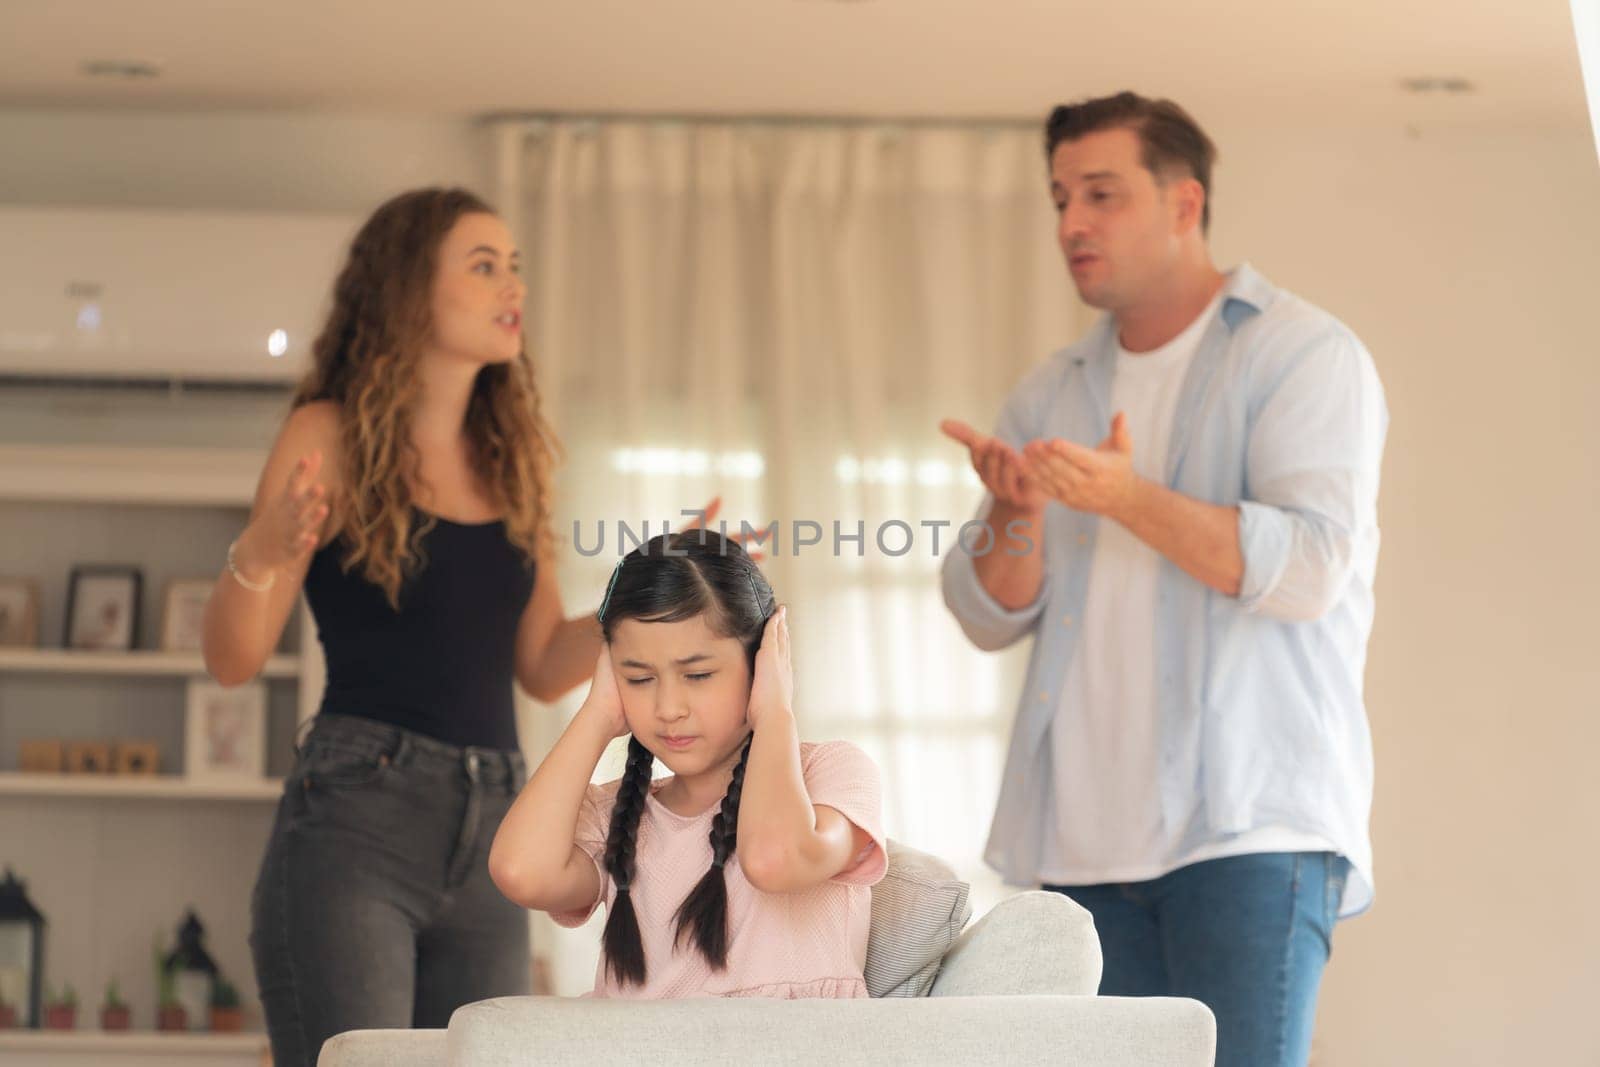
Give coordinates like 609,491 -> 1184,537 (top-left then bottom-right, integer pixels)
490,530 -> 887,999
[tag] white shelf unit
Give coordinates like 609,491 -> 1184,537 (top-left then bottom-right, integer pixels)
0,649 -> 301,679
0,1030 -> 269,1052
0,444 -> 267,507
0,772 -> 284,802
0,443 -> 324,1065
0,1029 -> 269,1067
0,441 -> 324,718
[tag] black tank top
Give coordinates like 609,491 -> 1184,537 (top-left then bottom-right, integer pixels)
303,513 -> 536,751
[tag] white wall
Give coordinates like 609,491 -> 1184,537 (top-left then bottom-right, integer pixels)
0,109 -> 494,212
1204,118 -> 1600,1065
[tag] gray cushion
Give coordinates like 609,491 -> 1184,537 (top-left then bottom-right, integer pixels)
863,839 -> 972,997
929,889 -> 1102,997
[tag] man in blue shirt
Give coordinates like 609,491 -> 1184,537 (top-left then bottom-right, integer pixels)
941,92 -> 1387,1067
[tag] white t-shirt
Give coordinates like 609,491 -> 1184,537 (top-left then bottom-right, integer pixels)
1037,292 -> 1334,885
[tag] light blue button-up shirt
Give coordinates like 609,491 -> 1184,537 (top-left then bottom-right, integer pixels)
942,263 -> 1387,917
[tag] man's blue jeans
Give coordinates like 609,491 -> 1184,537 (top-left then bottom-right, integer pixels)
1046,851 -> 1349,1067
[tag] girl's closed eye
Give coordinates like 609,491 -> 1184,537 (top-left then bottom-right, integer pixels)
625,672 -> 712,685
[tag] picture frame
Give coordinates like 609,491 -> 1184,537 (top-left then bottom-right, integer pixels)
0,578 -> 41,648
184,679 -> 266,781
64,566 -> 142,652
160,579 -> 215,653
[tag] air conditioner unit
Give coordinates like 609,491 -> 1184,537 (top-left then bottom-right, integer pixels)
0,205 -> 360,387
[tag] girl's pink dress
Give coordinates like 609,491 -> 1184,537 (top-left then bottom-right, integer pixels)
552,740 -> 886,999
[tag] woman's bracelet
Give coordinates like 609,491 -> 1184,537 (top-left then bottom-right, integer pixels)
226,539 -> 276,593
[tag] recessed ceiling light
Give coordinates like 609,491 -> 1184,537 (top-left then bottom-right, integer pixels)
1400,77 -> 1476,94
81,59 -> 163,80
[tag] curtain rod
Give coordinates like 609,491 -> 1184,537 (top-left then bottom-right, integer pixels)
477,111 -> 1043,131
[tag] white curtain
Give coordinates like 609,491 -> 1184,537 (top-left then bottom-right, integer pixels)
495,117 -> 1087,994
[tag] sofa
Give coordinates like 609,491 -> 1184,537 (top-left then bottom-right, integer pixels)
318,843 -> 1215,1066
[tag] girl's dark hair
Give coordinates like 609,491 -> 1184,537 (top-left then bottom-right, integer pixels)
596,530 -> 774,987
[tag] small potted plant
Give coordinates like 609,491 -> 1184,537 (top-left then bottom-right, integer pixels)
43,982 -> 77,1030
100,978 -> 130,1031
153,942 -> 186,1032
0,990 -> 16,1029
208,977 -> 242,1032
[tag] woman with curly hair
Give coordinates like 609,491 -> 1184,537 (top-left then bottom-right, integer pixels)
201,187 -> 598,1065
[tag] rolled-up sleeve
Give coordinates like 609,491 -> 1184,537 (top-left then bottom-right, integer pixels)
1237,329 -> 1388,622
942,519 -> 1046,650
941,377 -> 1048,650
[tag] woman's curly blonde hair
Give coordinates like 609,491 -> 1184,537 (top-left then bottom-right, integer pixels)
292,187 -> 560,608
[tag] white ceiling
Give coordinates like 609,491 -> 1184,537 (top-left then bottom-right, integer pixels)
0,0 -> 1590,128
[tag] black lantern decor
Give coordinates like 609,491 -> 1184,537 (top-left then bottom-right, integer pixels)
162,910 -> 218,1032
0,868 -> 45,1029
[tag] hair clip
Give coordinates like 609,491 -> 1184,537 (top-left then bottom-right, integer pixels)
598,559 -> 624,623
746,569 -> 764,617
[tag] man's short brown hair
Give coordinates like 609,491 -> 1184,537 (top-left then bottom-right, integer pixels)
1044,92 -> 1219,235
